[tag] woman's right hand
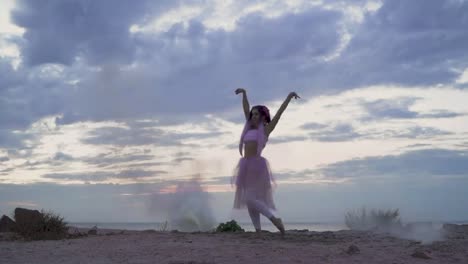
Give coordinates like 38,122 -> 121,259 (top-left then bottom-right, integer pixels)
288,92 -> 300,100
235,88 -> 246,95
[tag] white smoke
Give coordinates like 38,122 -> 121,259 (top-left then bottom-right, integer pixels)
345,208 -> 444,244
393,223 -> 444,244
148,174 -> 217,232
165,175 -> 217,232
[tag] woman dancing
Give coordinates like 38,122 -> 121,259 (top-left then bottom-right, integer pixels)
232,88 -> 300,236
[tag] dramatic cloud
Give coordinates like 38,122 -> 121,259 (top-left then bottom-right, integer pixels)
361,97 -> 464,120
3,0 -> 467,134
301,122 -> 451,142
268,135 -> 309,144
309,123 -> 362,142
42,169 -> 166,182
326,0 -> 468,88
81,125 -> 225,147
83,153 -> 157,167
10,0 -> 181,66
318,148 -> 468,180
2,0 -> 468,223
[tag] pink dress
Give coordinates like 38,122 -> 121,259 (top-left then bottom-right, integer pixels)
232,121 -> 276,210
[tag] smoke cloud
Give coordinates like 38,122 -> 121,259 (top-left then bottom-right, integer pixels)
149,174 -> 217,232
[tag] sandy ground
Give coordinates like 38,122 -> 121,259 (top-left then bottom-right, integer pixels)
1,227 -> 467,264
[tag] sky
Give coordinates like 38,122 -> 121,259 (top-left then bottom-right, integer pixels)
1,0 -> 468,224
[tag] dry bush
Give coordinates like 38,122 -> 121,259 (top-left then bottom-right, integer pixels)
15,209 -> 69,240
345,208 -> 402,232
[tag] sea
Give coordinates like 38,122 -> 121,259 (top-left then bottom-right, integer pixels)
69,221 -> 468,233
69,222 -> 347,232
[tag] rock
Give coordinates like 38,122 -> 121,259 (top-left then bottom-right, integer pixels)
67,231 -> 87,239
14,208 -> 44,235
443,224 -> 468,233
346,244 -> 360,255
0,215 -> 17,232
411,249 -> 432,259
289,229 -> 309,233
88,225 -> 98,235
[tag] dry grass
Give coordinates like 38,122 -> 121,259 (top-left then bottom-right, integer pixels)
345,208 -> 402,232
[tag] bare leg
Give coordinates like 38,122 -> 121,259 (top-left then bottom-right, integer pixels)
245,191 -> 284,236
247,205 -> 261,232
269,216 -> 285,237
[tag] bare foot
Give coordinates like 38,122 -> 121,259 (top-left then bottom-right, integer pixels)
270,217 -> 285,237
255,229 -> 263,239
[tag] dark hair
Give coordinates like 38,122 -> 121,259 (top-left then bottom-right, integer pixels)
249,105 -> 271,124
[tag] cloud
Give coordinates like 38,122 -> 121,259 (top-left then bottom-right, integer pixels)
81,126 -> 160,146
309,123 -> 362,142
52,151 -> 74,161
83,153 -> 159,168
361,97 -> 464,120
52,7 -> 343,125
41,169 -> 166,182
81,124 -> 224,147
2,0 -> 468,137
299,122 -> 329,130
318,148 -> 468,180
0,63 -> 73,147
0,129 -> 32,148
0,58 -> 20,93
300,119 -> 452,142
374,126 -> 451,139
5,1 -> 344,130
268,135 -> 309,144
325,0 -> 468,88
10,0 -> 181,66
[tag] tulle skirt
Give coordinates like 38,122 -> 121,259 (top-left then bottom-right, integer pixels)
232,156 -> 276,210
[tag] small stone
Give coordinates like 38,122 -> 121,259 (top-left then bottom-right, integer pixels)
411,249 -> 432,259
346,244 -> 360,255
88,226 -> 98,235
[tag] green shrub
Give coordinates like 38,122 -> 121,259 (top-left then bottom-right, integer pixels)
216,220 -> 244,232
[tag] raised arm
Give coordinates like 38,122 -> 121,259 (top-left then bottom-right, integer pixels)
235,88 -> 250,120
265,92 -> 300,136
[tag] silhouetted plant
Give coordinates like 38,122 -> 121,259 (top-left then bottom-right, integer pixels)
159,220 -> 168,232
15,209 -> 68,240
345,208 -> 402,231
216,220 -> 244,232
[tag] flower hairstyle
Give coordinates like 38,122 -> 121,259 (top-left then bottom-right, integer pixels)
239,105 -> 271,156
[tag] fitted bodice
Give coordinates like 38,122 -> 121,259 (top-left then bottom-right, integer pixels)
243,129 -> 258,143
